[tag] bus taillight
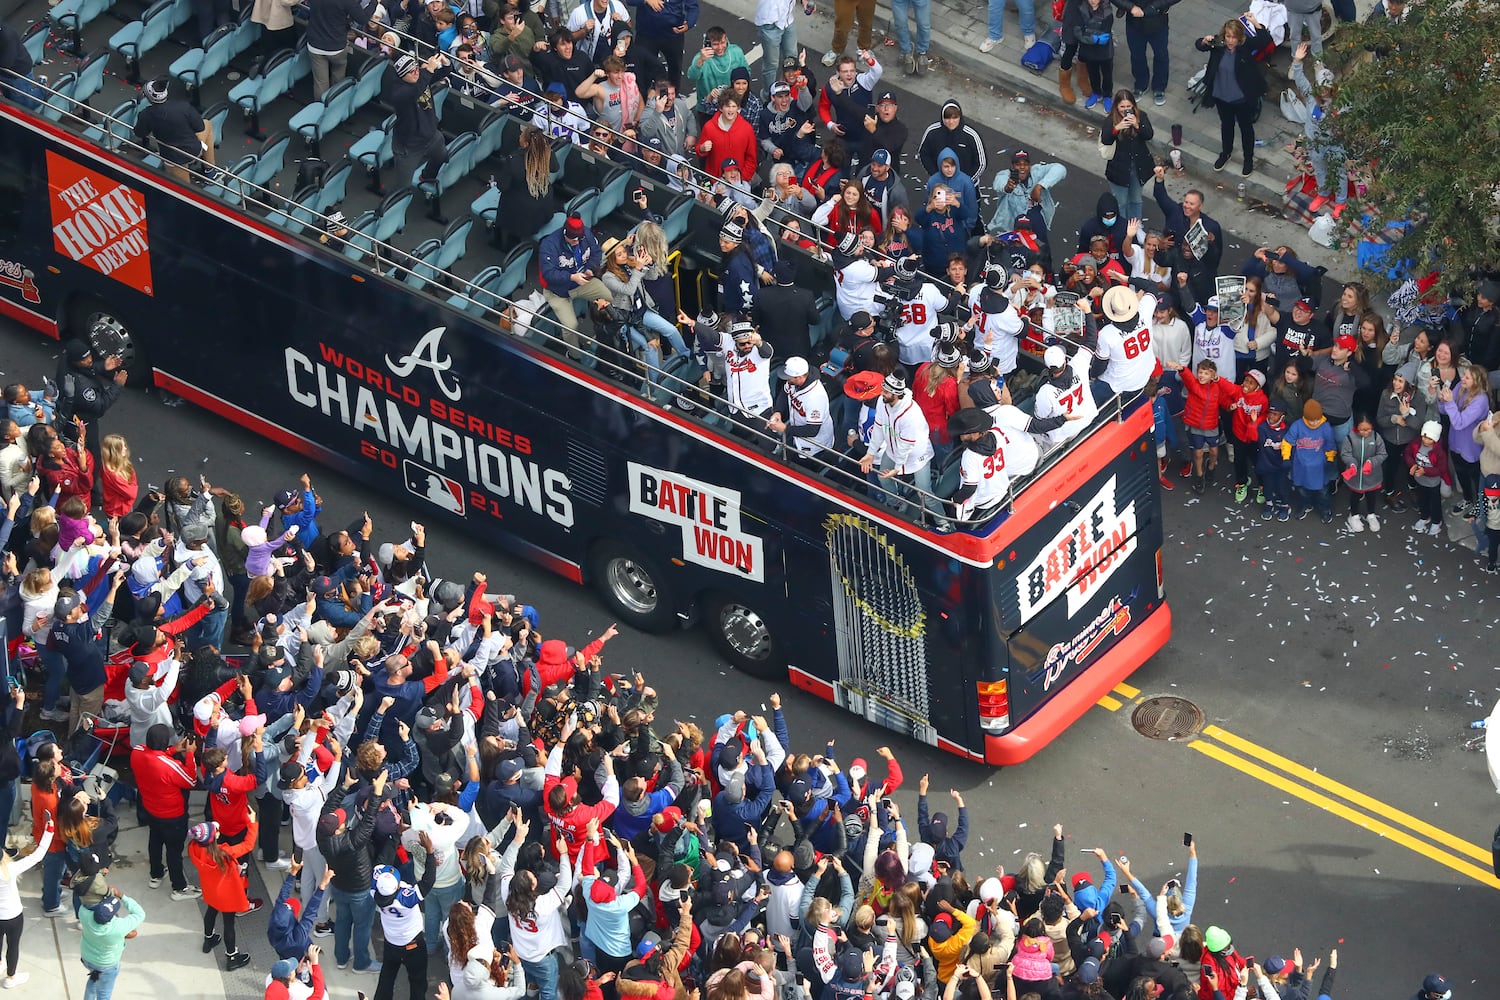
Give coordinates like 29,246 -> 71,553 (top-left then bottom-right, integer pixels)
977,679 -> 1010,732
1155,548 -> 1165,598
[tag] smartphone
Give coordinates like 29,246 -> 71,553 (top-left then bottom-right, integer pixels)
865,103 -> 876,118
1183,832 -> 1193,847
702,32 -> 710,48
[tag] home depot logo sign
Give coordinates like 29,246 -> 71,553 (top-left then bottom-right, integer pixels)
46,152 -> 154,296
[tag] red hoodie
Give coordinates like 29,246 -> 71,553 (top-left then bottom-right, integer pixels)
132,744 -> 198,819
523,637 -> 605,697
695,112 -> 758,179
1223,384 -> 1267,443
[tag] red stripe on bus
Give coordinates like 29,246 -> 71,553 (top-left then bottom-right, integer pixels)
0,295 -> 58,336
983,600 -> 1172,766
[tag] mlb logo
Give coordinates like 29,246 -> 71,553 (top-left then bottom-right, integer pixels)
403,460 -> 465,516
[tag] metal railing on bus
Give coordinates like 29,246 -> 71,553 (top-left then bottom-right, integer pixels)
0,71 -> 1141,532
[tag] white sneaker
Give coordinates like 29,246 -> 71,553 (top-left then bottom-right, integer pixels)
1023,32 -> 1036,46
820,49 -> 839,66
1366,514 -> 1381,531
267,856 -> 292,871
1346,514 -> 1363,533
2,973 -> 29,990
979,37 -> 1000,52
172,886 -> 203,901
1413,519 -> 1429,532
148,876 -> 162,889
1427,522 -> 1443,536
42,907 -> 67,918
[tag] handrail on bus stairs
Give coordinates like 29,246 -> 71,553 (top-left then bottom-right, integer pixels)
0,69 -> 1145,534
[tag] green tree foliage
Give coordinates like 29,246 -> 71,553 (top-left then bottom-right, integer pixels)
1323,6 -> 1500,290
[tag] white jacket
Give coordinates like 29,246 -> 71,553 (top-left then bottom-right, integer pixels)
869,396 -> 934,475
126,660 -> 179,748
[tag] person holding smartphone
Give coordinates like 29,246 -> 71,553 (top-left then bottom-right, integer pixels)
1098,90 -> 1155,224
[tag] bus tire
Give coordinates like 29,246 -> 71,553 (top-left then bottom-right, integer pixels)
66,297 -> 147,384
705,592 -> 786,681
590,541 -> 676,633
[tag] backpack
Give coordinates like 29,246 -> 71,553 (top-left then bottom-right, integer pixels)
1279,87 -> 1309,125
1021,27 -> 1060,72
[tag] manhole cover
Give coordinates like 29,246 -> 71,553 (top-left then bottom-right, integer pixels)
1131,696 -> 1205,740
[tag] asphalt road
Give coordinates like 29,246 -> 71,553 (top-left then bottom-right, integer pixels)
7,15 -> 1499,996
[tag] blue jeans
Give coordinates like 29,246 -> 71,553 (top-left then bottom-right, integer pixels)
987,0 -> 1035,41
330,884 -> 377,969
1295,484 -> 1331,516
1109,178 -> 1143,227
523,954 -> 560,1000
43,850 -> 68,910
1261,467 -> 1289,509
82,960 -> 121,1000
423,881 -> 465,953
1151,396 -> 1178,454
1309,143 -> 1348,203
890,0 -> 931,55
757,22 -> 799,96
183,606 -> 226,651
627,310 -> 691,385
1125,19 -> 1170,92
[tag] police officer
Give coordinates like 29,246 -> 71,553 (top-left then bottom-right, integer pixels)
55,338 -> 126,510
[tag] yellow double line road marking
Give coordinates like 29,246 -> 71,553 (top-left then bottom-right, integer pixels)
1190,726 -> 1500,890
1093,683 -> 1499,890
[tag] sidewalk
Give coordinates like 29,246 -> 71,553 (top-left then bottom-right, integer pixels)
808,0 -> 1366,208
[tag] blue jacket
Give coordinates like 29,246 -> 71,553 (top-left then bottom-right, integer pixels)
627,0 -> 698,39
258,666 -> 325,722
1256,419 -> 1292,478
925,148 -> 977,233
315,590 -> 371,629
916,796 -> 969,872
539,227 -> 604,293
1285,418 -> 1336,490
719,248 -> 760,314
711,761 -> 774,849
1070,858 -> 1117,934
911,206 -> 967,275
281,489 -> 322,544
269,874 -> 327,959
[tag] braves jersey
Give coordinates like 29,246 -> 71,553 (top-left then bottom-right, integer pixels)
1095,293 -> 1158,393
836,258 -> 885,319
868,397 -> 934,474
786,379 -> 835,454
1032,349 -> 1097,447
957,432 -> 1010,518
1190,308 -> 1237,383
719,333 -> 775,415
987,405 -> 1042,475
893,283 -> 949,366
967,286 -> 1025,374
377,883 -> 426,946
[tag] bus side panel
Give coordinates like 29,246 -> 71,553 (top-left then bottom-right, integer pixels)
994,429 -> 1166,734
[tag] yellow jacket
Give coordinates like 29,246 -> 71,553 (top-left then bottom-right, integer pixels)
928,909 -> 979,984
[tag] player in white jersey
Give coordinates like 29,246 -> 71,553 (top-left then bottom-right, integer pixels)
718,322 -> 776,421
861,371 -> 947,526
946,408 -> 1010,521
965,268 -> 1026,374
768,357 -> 835,457
832,231 -> 893,320
961,353 -> 1053,476
1095,285 -> 1159,395
1031,344 -> 1097,447
889,256 -> 949,367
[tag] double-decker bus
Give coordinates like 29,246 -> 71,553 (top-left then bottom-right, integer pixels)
0,10 -> 1169,763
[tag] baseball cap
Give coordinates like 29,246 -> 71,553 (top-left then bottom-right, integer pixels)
1206,295 -> 1221,310
773,259 -> 796,284
90,895 -> 123,923
1293,298 -> 1315,312
564,213 -> 585,238
721,157 -> 740,170
848,310 -> 874,331
870,149 -> 891,166
275,488 -> 298,508
1244,369 -> 1266,387
770,81 -> 790,96
1335,333 -> 1358,351
877,91 -> 897,103
128,661 -> 152,686
373,865 -> 401,897
781,56 -> 800,70
1012,149 -> 1031,162
499,54 -> 523,73
54,593 -> 83,619
780,357 -> 810,379
1264,956 -> 1287,975
271,959 -> 298,981
1044,345 -> 1067,369
1421,974 -> 1451,998
545,81 -> 566,95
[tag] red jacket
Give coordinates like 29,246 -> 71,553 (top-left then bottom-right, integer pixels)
39,447 -> 92,503
542,745 -> 618,862
190,820 -> 259,913
522,637 -> 603,697
132,745 -> 198,819
101,465 -> 139,519
1181,375 -> 1236,432
207,757 -> 264,837
695,113 -> 758,179
912,365 -> 960,444
1224,386 -> 1266,443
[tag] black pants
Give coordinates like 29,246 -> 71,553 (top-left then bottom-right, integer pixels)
0,913 -> 22,977
394,132 -> 450,187
1417,482 -> 1443,522
1232,438 -> 1255,487
373,935 -> 429,1000
1382,439 -> 1408,494
1216,98 -> 1256,159
1453,453 -> 1480,503
258,792 -> 285,862
635,33 -> 685,90
1347,489 -> 1376,515
204,907 -> 237,954
146,812 -> 189,891
1083,56 -> 1113,99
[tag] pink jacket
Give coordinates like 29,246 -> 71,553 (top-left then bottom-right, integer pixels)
1009,934 -> 1055,983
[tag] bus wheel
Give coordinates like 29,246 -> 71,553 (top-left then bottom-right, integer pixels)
68,298 -> 145,383
591,542 -> 676,633
707,593 -> 786,680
